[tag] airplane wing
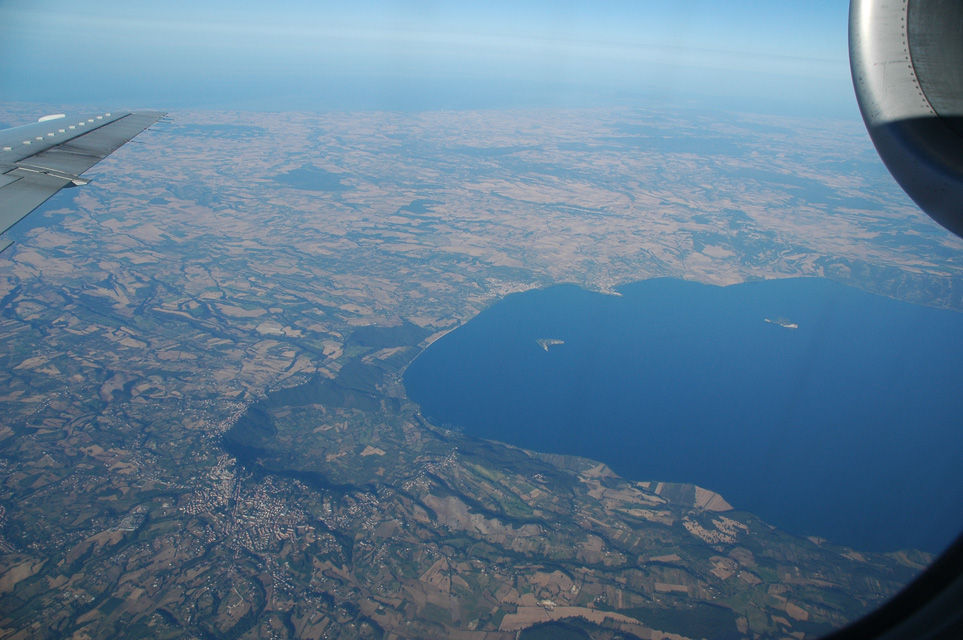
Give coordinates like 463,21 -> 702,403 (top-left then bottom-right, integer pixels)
0,110 -> 165,251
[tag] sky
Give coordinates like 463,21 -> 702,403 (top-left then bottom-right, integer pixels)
0,0 -> 857,117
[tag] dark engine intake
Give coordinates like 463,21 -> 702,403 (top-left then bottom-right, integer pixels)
850,0 -> 963,239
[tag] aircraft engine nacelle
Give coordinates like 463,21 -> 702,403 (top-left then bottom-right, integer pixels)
850,0 -> 963,239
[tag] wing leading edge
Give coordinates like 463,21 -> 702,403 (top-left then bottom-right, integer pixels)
0,111 -> 166,251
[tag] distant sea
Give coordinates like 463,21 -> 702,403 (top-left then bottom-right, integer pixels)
403,278 -> 963,554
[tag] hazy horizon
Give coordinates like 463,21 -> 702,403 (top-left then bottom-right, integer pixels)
1,1 -> 857,117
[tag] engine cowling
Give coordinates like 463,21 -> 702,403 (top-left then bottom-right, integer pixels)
850,0 -> 963,239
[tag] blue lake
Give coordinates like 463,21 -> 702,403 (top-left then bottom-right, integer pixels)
403,278 -> 963,553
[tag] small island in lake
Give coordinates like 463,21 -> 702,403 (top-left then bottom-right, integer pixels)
765,316 -> 799,329
536,338 -> 565,351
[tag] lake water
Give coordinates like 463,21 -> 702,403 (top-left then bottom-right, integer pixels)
403,278 -> 963,553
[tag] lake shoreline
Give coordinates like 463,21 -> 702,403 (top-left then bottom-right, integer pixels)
404,277 -> 963,553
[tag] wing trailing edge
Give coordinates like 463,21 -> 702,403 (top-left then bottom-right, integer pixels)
0,110 -> 166,251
